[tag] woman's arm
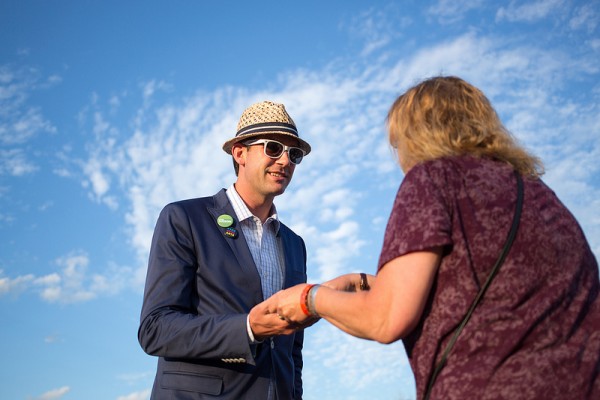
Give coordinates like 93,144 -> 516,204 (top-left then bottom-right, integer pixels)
273,247 -> 442,344
321,272 -> 376,292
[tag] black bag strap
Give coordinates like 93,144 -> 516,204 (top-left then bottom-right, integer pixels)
423,171 -> 524,400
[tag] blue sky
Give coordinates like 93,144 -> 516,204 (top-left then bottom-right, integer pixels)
1,1 -> 599,399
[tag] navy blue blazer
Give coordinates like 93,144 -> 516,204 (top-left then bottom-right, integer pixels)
139,189 -> 307,399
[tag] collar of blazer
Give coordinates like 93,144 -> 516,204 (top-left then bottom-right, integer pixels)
208,189 -> 264,302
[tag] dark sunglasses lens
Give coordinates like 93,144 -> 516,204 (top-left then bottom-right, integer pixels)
288,148 -> 304,164
264,141 -> 284,158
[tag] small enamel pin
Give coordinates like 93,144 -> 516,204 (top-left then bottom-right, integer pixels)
217,214 -> 237,238
224,227 -> 238,238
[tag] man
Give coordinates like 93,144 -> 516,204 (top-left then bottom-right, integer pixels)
138,101 -> 311,399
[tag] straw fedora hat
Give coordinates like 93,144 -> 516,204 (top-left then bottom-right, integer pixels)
222,101 -> 311,155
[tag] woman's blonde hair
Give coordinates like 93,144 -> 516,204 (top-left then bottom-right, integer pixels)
387,76 -> 544,177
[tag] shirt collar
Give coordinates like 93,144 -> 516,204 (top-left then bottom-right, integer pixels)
226,184 -> 281,231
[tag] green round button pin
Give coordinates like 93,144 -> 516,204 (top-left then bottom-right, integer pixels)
217,214 -> 234,228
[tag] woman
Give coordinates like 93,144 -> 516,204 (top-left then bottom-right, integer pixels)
268,76 -> 600,399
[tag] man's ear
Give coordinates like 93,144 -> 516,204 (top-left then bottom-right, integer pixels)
231,144 -> 246,166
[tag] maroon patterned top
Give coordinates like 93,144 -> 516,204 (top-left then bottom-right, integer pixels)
378,156 -> 600,400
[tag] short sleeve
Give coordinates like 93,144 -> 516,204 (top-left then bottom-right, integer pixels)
377,163 -> 453,270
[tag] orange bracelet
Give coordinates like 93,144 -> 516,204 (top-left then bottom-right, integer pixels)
300,284 -> 316,316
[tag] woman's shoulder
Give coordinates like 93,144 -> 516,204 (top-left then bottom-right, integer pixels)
408,156 -> 513,183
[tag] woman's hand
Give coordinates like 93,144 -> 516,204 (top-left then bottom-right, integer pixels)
259,284 -> 319,327
272,284 -> 316,324
322,273 -> 375,292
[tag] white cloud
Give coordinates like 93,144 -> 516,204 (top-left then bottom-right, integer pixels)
311,221 -> 366,281
44,334 -> 62,344
116,389 -> 151,400
427,0 -> 486,24
496,0 -> 565,22
32,386 -> 70,400
117,371 -> 155,385
35,253 -> 95,303
42,253 -> 136,303
4,106 -> 55,144
303,324 -> 414,399
0,64 -> 57,176
0,212 -> 17,225
45,74 -> 62,86
74,28 -> 600,300
0,252 -> 136,303
341,6 -> 409,56
570,3 -> 600,33
83,157 -> 117,209
0,148 -> 38,176
0,269 -> 35,296
141,79 -> 172,105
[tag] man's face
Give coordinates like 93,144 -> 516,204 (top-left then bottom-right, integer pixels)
234,136 -> 299,201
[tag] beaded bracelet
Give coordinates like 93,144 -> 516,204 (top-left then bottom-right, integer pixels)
307,284 -> 321,317
300,284 -> 316,316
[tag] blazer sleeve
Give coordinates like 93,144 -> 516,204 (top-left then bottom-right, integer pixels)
138,201 -> 256,364
293,329 -> 304,399
284,228 -> 308,399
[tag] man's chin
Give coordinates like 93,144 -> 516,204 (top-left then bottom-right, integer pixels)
270,184 -> 289,197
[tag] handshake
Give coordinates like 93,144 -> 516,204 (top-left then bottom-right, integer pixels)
248,273 -> 373,340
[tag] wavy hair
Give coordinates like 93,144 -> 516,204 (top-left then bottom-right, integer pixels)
387,76 -> 544,177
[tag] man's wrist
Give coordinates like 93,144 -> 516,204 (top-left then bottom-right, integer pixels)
247,314 -> 263,343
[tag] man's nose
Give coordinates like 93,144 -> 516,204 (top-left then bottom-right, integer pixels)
276,150 -> 291,166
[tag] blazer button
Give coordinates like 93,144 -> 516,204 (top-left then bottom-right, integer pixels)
270,338 -> 275,349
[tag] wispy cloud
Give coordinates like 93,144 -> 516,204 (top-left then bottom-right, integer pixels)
0,148 -> 37,175
342,5 -> 411,56
70,30 -> 599,297
496,0 -> 566,23
427,0 -> 486,24
303,323 -> 414,399
116,389 -> 152,400
37,252 -> 96,303
116,371 -> 155,385
114,371 -> 154,400
569,3 -> 600,33
31,386 -> 70,400
0,64 -> 57,176
0,252 -> 135,303
44,334 -> 63,344
0,269 -> 35,296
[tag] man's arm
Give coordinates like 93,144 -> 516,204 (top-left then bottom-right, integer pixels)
139,202 -> 298,364
138,203 -> 255,362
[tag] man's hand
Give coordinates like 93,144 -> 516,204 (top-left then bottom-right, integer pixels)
250,289 -> 319,340
249,297 -> 317,340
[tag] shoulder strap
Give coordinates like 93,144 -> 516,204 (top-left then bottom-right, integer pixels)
424,171 -> 524,400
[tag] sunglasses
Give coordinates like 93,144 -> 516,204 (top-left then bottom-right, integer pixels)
244,139 -> 305,165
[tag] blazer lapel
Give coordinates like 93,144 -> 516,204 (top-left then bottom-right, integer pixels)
208,189 -> 263,297
279,226 -> 299,289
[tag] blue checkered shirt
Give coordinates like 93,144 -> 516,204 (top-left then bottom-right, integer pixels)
226,184 -> 284,300
227,184 -> 285,400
